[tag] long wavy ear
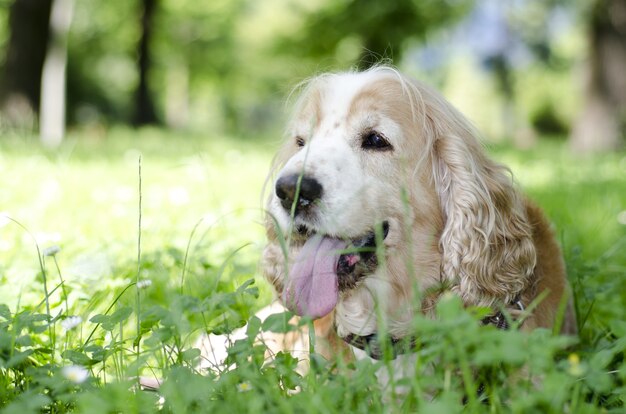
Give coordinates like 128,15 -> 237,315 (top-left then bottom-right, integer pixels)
429,104 -> 536,308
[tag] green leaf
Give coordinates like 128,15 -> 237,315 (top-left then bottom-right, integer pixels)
610,320 -> 626,337
62,349 -> 96,366
90,306 -> 133,331
144,327 -> 175,347
590,349 -> 615,369
84,344 -> 103,353
108,306 -> 133,324
90,314 -> 108,324
15,335 -> 32,347
140,305 -> 169,330
435,294 -> 464,320
34,347 -> 53,355
31,324 -> 48,334
2,391 -> 51,414
262,311 -> 296,333
181,347 -> 201,362
246,316 -> 261,339
0,304 -> 12,321
235,278 -> 255,294
85,345 -> 107,363
28,314 -> 50,322
5,349 -> 33,368
585,369 -> 614,393
133,334 -> 143,349
226,338 -> 259,365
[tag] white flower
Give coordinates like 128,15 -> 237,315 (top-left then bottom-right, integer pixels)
618,210 -> 626,226
168,187 -> 190,206
137,279 -> 152,289
157,396 -> 165,409
62,365 -> 89,384
43,245 -> 61,257
237,381 -> 253,392
61,316 -> 82,331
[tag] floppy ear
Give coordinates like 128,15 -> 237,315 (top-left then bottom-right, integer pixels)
430,112 -> 536,308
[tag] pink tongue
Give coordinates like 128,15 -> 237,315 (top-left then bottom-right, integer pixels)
282,235 -> 346,319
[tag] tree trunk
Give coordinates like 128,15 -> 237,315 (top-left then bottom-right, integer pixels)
164,63 -> 189,129
570,0 -> 626,152
40,0 -> 74,147
133,0 -> 158,126
0,0 -> 53,129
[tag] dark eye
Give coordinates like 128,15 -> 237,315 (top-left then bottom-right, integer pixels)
361,131 -> 392,151
295,136 -> 306,147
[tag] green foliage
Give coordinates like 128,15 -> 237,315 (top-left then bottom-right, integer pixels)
0,0 -> 477,131
275,0 -> 473,68
67,0 -> 139,123
0,131 -> 625,412
0,0 -> 599,145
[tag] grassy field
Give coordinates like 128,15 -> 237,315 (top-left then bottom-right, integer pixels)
0,129 -> 625,413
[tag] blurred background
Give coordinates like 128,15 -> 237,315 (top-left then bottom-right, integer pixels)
0,0 -> 624,151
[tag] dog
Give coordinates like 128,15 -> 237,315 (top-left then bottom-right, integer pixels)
198,66 -> 576,376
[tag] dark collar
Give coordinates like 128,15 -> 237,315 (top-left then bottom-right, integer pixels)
341,299 -> 525,360
342,332 -> 415,360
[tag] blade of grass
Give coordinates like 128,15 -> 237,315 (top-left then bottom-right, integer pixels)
4,216 -> 55,358
135,155 -> 143,385
81,282 -> 137,350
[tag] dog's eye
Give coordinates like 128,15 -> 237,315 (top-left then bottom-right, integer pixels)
362,132 -> 392,151
295,136 -> 306,148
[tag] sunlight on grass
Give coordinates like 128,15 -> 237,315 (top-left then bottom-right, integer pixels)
0,128 -> 278,309
0,130 -> 625,412
493,143 -> 626,264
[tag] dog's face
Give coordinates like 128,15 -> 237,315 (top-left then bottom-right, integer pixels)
263,68 -> 536,338
269,70 -> 429,241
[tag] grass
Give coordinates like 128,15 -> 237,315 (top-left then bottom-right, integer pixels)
0,128 -> 625,413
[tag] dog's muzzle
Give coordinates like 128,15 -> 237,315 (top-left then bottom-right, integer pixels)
336,221 -> 390,291
275,174 -> 323,215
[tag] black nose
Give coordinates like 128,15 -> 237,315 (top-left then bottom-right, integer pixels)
275,174 -> 323,213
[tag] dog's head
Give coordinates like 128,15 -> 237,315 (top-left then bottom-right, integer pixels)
262,67 -> 536,336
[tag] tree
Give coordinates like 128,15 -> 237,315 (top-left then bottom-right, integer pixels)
276,0 -> 472,69
154,0 -> 247,131
570,0 -> 626,152
0,0 -> 53,128
40,0 -> 74,147
133,0 -> 159,125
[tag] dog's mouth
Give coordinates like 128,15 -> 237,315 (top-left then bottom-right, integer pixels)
282,221 -> 389,319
